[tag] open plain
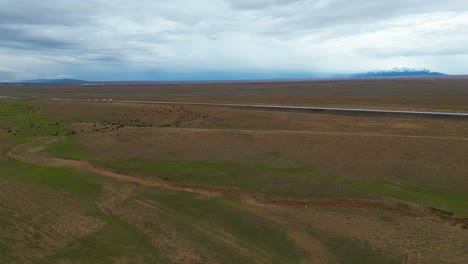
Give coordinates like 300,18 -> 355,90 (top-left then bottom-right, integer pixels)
1,77 -> 468,263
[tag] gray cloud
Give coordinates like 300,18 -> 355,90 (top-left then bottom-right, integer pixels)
0,0 -> 468,81
226,0 -> 304,10
0,1 -> 97,26
0,70 -> 15,81
0,25 -> 74,50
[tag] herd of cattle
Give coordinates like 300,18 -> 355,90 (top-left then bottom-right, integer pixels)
1,105 -> 210,138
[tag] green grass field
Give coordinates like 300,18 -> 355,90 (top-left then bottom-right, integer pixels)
1,99 -> 467,263
92,159 -> 468,217
41,136 -> 84,160
138,188 -> 306,263
43,213 -> 168,264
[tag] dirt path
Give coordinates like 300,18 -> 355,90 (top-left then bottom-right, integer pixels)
6,137 -> 468,263
137,199 -> 276,264
6,138 -> 415,214
172,128 -> 468,141
7,138 -> 329,263
7,137 -> 468,231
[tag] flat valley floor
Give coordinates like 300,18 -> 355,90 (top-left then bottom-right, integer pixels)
1,77 -> 467,263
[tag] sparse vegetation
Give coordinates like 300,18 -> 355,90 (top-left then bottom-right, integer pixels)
41,136 -> 84,160
314,232 -> 400,264
1,79 -> 468,263
138,188 -> 305,264
45,213 -> 168,264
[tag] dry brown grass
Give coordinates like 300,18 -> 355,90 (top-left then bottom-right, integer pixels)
4,77 -> 468,112
2,79 -> 468,263
268,206 -> 468,264
43,101 -> 468,137
112,197 -> 226,264
7,135 -> 468,263
69,126 -> 468,191
0,181 -> 104,263
36,100 -> 468,191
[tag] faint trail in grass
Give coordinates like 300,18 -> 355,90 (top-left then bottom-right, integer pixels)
136,198 -> 275,264
7,137 -> 468,231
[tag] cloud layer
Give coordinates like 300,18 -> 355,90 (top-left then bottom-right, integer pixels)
1,0 -> 468,81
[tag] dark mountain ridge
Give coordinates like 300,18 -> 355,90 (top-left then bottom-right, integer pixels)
352,68 -> 446,78
22,78 -> 87,84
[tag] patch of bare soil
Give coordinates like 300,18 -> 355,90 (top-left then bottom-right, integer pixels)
100,185 -> 290,264
97,185 -> 215,263
116,198 -> 238,264
0,181 -> 104,263
268,206 -> 468,264
97,184 -> 137,214
237,201 -> 327,264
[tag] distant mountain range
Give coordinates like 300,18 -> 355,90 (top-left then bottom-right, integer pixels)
22,78 -> 87,84
351,68 -> 446,78
1,69 -> 448,84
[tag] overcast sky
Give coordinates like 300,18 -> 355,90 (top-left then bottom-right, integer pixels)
1,0 -> 468,81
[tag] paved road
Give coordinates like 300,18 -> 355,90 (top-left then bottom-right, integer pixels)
3,95 -> 468,118
0,96 -> 34,101
49,98 -> 468,119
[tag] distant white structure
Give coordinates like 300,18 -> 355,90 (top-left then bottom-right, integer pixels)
80,83 -> 104,86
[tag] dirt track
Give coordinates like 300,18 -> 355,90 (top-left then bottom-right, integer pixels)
7,137 -> 468,230
8,138 -> 327,263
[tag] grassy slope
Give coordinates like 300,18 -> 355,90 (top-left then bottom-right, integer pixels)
94,159 -> 374,199
0,101 -> 304,263
36,115 -> 464,217
43,213 -> 168,264
285,166 -> 468,217
35,99 -> 467,216
139,188 -> 305,264
41,136 -> 84,160
316,233 -> 400,264
4,100 -> 466,263
39,127 -> 468,216
0,151 -> 168,263
0,102 -> 96,202
0,153 -> 100,204
94,159 -> 468,217
0,101 -> 65,142
0,101 -> 166,263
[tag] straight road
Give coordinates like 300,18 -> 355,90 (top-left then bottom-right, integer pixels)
3,95 -> 468,118
49,98 -> 468,119
0,96 -> 34,101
